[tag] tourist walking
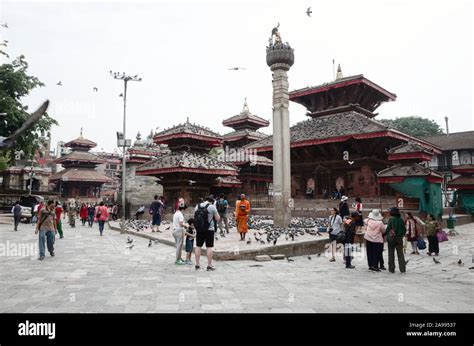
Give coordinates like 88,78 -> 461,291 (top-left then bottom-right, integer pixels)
426,214 -> 440,256
149,195 -> 164,232
12,201 -> 22,231
87,204 -> 95,227
55,201 -> 64,239
35,200 -> 57,260
80,203 -> 88,226
67,199 -> 76,228
94,201 -> 109,236
353,197 -> 364,231
216,194 -> 230,236
343,212 -> 358,269
364,209 -> 385,271
235,194 -> 251,241
111,203 -> 118,221
328,207 -> 343,262
385,207 -> 407,273
405,212 -> 419,254
172,202 -> 187,265
339,195 -> 350,218
194,195 -> 220,271
184,218 -> 195,265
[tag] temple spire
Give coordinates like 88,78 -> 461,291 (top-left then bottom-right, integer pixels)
242,97 -> 250,114
336,64 -> 343,80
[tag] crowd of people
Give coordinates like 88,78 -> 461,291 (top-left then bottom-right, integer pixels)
12,190 -> 445,271
328,194 -> 444,273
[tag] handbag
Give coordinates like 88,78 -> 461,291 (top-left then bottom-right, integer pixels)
417,238 -> 427,250
336,231 -> 346,244
436,230 -> 449,242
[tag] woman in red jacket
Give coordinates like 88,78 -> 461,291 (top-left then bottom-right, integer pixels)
79,203 -> 88,226
94,201 -> 109,236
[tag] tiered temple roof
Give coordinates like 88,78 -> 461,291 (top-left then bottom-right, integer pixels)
246,111 -> 440,153
289,72 -> 397,118
448,164 -> 474,189
127,131 -> 161,164
49,131 -> 112,185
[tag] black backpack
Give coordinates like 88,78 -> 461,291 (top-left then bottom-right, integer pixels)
194,203 -> 210,232
216,199 -> 227,213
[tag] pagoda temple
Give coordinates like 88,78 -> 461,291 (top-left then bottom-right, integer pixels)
246,67 -> 441,198
222,99 -> 273,195
378,142 -> 443,217
447,164 -> 474,215
135,120 -> 239,204
49,131 -> 113,201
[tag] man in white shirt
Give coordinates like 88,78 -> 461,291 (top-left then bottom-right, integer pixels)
172,203 -> 187,265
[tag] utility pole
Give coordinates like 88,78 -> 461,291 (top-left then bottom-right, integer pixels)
110,71 -> 142,233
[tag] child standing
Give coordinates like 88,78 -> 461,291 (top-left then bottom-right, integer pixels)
184,218 -> 195,265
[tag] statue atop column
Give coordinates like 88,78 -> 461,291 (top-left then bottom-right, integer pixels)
266,23 -> 294,69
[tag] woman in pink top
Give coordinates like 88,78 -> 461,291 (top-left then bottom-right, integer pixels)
94,201 -> 109,236
364,209 -> 385,272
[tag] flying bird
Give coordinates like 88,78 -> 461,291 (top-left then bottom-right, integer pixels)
93,87 -> 98,92
228,67 -> 246,71
57,81 -> 62,86
306,7 -> 312,17
433,257 -> 441,264
119,93 -> 123,97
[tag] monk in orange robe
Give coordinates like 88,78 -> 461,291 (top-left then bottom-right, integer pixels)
235,194 -> 251,241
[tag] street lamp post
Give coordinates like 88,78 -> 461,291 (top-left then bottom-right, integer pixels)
110,71 -> 142,234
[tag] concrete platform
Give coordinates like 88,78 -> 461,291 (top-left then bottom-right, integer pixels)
108,220 -> 330,261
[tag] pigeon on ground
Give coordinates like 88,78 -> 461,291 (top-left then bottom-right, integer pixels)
457,259 -> 463,266
317,253 -> 321,257
433,257 -> 441,264
126,237 -> 133,244
307,255 -> 312,260
259,240 -> 265,245
166,226 -> 171,230
148,240 -> 152,247
126,244 -> 134,250
273,238 -> 277,246
469,267 -> 474,270
246,239 -> 251,245
306,7 -> 312,17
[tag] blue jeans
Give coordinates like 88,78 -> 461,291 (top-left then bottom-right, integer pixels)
98,220 -> 105,234
39,230 -> 55,257
88,214 -> 94,227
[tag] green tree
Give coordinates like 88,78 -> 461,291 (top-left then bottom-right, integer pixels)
379,116 -> 444,138
0,54 -> 58,167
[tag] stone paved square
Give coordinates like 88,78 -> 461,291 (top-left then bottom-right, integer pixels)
0,220 -> 473,313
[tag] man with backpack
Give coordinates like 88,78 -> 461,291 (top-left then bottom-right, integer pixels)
216,194 -> 229,236
194,195 -> 220,271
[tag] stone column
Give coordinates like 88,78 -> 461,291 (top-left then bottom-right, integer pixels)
266,28 -> 294,227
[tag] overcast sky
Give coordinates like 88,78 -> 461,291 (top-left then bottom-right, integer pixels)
1,0 -> 472,154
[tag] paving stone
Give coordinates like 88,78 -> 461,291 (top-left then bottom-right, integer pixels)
255,255 -> 271,262
270,254 -> 286,260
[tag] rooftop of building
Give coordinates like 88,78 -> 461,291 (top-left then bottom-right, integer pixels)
49,167 -> 114,183
245,111 -> 441,153
422,131 -> 474,151
153,119 -> 222,147
222,99 -> 270,129
135,151 -> 239,176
